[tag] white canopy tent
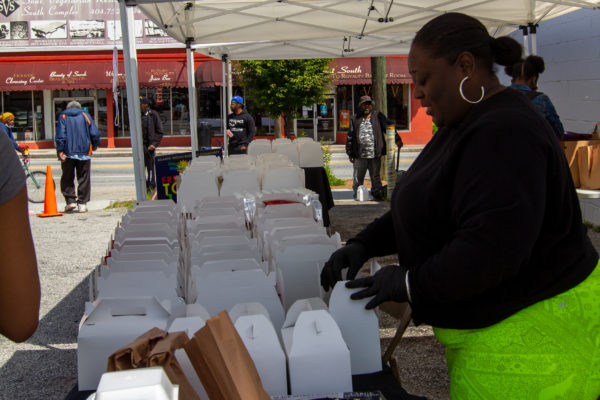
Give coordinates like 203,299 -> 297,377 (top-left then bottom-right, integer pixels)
120,0 -> 600,202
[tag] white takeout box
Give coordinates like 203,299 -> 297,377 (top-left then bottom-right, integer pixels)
229,302 -> 271,323
165,304 -> 210,400
103,259 -> 175,275
92,367 -> 178,400
234,313 -> 288,396
329,281 -> 382,375
275,261 -> 322,311
281,309 -> 352,395
77,297 -> 171,390
193,269 -> 285,330
96,271 -> 180,304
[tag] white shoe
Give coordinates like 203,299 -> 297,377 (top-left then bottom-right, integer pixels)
78,204 -> 88,213
64,203 -> 77,212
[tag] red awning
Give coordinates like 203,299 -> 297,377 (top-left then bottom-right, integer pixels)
330,56 -> 411,85
0,50 -> 211,91
195,60 -> 224,88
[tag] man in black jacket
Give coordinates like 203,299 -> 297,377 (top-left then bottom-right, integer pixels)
140,97 -> 164,190
346,95 -> 403,200
226,95 -> 255,155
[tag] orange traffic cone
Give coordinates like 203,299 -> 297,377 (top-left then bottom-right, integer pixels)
37,165 -> 64,218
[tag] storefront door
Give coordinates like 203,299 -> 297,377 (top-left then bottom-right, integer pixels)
295,95 -> 336,142
53,97 -> 97,137
316,96 -> 335,142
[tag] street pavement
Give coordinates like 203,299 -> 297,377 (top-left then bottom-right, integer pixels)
25,144 -> 422,213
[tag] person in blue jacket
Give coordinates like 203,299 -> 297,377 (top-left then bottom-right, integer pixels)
505,55 -> 565,140
55,101 -> 100,213
0,113 -> 26,154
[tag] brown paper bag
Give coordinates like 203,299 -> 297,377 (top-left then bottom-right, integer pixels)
183,311 -> 270,400
578,144 -> 600,189
107,327 -> 167,370
107,327 -> 200,400
148,331 -> 200,400
560,139 -> 600,187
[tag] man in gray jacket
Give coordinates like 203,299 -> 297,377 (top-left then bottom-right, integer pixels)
346,95 -> 402,201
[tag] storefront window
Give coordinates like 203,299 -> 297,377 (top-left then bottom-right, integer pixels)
1,91 -> 44,141
336,86 -> 353,132
338,84 -> 410,132
97,90 -> 107,138
387,84 -> 410,131
115,88 -> 130,138
141,87 -> 191,136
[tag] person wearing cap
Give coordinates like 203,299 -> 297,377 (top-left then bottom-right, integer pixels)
346,95 -> 403,201
55,101 -> 100,213
0,112 -> 27,154
140,97 -> 164,190
226,95 -> 255,155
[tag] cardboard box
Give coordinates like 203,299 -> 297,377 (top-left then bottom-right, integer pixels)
234,314 -> 288,396
77,297 -> 171,390
194,270 -> 285,330
96,271 -> 180,304
281,309 -> 352,395
329,281 -> 382,375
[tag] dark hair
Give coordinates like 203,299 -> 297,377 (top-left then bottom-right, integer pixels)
412,13 -> 522,72
504,55 -> 546,80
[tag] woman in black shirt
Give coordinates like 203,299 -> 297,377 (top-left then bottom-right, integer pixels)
321,13 -> 600,399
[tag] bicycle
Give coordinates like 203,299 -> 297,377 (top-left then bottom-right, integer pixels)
22,148 -> 50,203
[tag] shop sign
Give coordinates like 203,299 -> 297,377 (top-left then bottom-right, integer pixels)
0,0 -> 178,49
0,0 -> 19,18
154,149 -> 222,201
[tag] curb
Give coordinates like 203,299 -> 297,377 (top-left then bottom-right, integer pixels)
28,146 -> 424,158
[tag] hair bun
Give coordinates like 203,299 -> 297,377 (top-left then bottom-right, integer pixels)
525,55 -> 545,74
491,36 -> 522,66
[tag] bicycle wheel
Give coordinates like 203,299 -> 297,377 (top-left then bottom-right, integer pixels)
26,171 -> 49,203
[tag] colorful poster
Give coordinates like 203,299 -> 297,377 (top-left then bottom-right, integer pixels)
0,0 -> 179,49
154,149 -> 223,202
339,109 -> 350,129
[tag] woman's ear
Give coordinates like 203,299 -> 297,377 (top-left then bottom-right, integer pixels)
456,51 -> 476,77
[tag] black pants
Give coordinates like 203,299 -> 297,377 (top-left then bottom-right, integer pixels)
144,148 -> 156,190
60,158 -> 91,204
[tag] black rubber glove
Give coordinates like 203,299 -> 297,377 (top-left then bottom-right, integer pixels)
320,241 -> 369,291
346,265 -> 409,309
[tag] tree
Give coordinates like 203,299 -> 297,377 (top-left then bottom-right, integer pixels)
237,59 -> 333,137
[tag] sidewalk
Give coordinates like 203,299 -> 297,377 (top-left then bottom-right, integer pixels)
28,144 -> 425,158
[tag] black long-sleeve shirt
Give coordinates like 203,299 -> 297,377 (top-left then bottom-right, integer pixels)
227,109 -> 255,147
354,88 -> 598,329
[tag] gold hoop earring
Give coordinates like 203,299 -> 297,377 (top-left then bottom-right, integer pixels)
459,76 -> 485,104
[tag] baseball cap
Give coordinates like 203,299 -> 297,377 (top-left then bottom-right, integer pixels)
231,95 -> 244,105
358,95 -> 373,107
140,97 -> 152,105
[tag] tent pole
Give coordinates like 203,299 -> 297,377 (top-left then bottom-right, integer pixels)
119,0 -> 146,204
227,59 -> 233,106
222,55 -> 228,157
520,25 -> 529,56
187,44 -> 199,154
529,24 -> 538,55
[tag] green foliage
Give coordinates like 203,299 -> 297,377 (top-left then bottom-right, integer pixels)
325,165 -> 345,186
106,200 -> 134,209
584,221 -> 600,233
238,59 -> 333,120
320,139 -> 345,186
